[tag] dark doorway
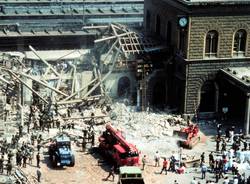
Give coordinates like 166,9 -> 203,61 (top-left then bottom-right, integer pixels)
117,77 -> 130,98
218,78 -> 245,120
152,82 -> 166,109
146,10 -> 151,30
156,15 -> 161,35
199,81 -> 217,112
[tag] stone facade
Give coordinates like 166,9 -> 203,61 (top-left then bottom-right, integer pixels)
184,59 -> 250,114
145,0 -> 250,118
188,16 -> 250,60
144,0 -> 184,48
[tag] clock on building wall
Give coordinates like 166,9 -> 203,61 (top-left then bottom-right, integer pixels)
178,17 -> 188,28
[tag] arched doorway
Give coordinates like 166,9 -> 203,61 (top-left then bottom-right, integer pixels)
152,82 -> 166,109
117,77 -> 130,98
199,81 -> 218,112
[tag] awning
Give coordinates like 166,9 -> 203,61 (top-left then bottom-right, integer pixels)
220,67 -> 250,92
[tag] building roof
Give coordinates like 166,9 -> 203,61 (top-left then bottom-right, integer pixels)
178,0 -> 250,5
220,67 -> 250,91
0,1 -> 143,38
0,0 -> 143,3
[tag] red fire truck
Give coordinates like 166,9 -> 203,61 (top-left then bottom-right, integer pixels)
98,124 -> 139,166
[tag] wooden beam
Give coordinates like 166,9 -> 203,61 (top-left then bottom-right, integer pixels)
10,70 -> 68,97
0,75 -> 10,84
58,50 -> 119,105
61,77 -> 98,102
54,50 -> 80,62
94,31 -> 134,43
57,94 -> 102,105
63,115 -> 107,120
7,70 -> 48,104
79,47 -> 119,100
29,45 -> 60,76
102,39 -> 118,63
82,25 -> 109,29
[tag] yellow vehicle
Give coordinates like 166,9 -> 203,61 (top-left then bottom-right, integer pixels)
118,166 -> 145,184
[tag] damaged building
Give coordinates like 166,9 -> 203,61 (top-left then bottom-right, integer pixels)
0,0 -> 143,50
145,0 -> 250,133
0,0 -> 250,135
0,0 -> 147,108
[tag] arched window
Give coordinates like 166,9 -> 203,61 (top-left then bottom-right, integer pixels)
205,30 -> 218,58
156,14 -> 161,35
146,10 -> 151,30
233,29 -> 247,57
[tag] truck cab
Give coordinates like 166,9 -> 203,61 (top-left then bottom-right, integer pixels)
118,166 -> 145,184
49,134 -> 75,167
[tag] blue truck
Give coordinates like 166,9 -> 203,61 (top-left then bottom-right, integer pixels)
48,134 -> 75,167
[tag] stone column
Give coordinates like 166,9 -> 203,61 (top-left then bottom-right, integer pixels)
244,94 -> 250,135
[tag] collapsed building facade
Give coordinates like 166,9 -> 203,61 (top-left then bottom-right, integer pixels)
0,0 -> 166,130
0,0 -> 169,119
145,0 -> 250,133
0,0 -> 148,136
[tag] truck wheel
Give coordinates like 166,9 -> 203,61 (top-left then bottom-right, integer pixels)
70,155 -> 75,167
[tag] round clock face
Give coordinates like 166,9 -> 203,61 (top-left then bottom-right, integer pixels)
179,17 -> 188,27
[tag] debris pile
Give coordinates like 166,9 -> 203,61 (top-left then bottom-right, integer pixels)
108,102 -> 188,156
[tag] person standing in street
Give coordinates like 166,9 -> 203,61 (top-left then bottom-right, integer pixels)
200,152 -> 205,164
209,152 -> 215,172
201,162 -> 207,180
37,168 -> 41,182
0,156 -> 3,173
6,161 -> 12,175
36,153 -> 40,168
154,151 -> 160,167
216,137 -> 221,152
103,165 -> 115,181
160,158 -> 168,175
22,154 -> 27,168
142,155 -> 146,170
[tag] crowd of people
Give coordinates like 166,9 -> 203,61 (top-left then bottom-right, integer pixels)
0,129 -> 43,182
196,124 -> 250,183
137,122 -> 250,184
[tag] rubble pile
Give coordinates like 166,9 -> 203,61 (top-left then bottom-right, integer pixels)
109,102 -> 187,156
47,101 -> 188,157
